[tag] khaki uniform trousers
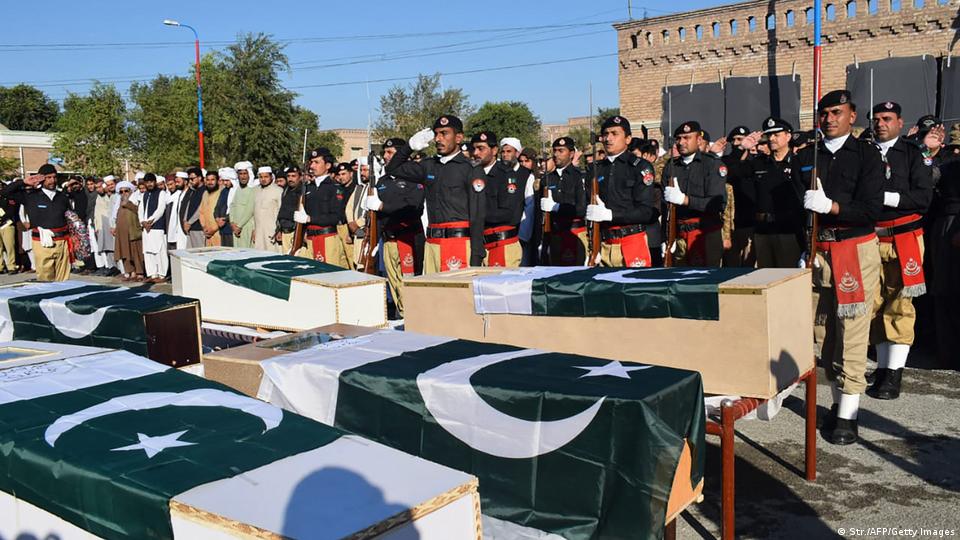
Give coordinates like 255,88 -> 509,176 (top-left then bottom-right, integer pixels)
337,223 -> 356,270
870,238 -> 924,346
548,230 -> 588,266
308,232 -> 350,269
33,239 -> 71,282
483,240 -> 522,268
384,240 -> 408,316
424,239 -> 471,274
812,236 -> 881,394
0,224 -> 17,271
280,231 -> 311,259
754,233 -> 803,269
674,229 -> 723,267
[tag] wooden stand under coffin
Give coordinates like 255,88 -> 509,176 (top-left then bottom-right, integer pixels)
0,340 -> 481,540
402,267 -> 814,399
0,281 -> 201,368
171,247 -> 387,331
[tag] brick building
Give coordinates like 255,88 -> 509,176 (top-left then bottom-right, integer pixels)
329,128 -> 371,162
0,124 -> 58,177
615,0 -> 959,140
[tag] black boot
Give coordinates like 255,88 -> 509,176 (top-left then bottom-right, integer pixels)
827,416 -> 859,445
819,404 -> 838,432
867,368 -> 902,400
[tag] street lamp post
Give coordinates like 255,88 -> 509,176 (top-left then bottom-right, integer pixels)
163,19 -> 206,169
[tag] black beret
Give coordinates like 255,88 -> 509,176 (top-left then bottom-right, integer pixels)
673,121 -> 701,138
383,137 -> 406,148
701,130 -> 711,142
433,114 -> 463,132
37,164 -> 57,175
552,137 -> 576,149
872,101 -> 902,116
286,165 -> 302,174
600,115 -> 631,134
335,163 -> 351,173
727,126 -> 749,139
470,131 -> 498,146
818,89 -> 854,110
762,117 -> 793,134
308,147 -> 334,161
915,115 -> 939,132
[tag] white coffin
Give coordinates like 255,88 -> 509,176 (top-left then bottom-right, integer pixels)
170,247 -> 387,331
0,341 -> 481,540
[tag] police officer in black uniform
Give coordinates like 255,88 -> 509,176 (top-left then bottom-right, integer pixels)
296,148 -> 350,267
585,115 -> 660,268
540,137 -> 588,265
276,165 -> 307,256
468,131 -> 524,267
662,121 -> 727,267
386,115 -> 486,273
723,125 -> 758,267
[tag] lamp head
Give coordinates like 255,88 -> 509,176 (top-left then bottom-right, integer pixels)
162,19 -> 180,26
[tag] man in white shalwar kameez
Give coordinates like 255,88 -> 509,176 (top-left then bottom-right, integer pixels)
94,176 -> 117,274
167,171 -> 189,250
137,173 -> 170,282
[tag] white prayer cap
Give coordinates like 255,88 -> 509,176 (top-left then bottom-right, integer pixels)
234,161 -> 253,171
500,137 -> 522,152
218,167 -> 237,180
103,175 -> 116,182
257,166 -> 273,174
134,171 -> 145,181
115,180 -> 135,193
175,171 -> 189,179
201,168 -> 207,177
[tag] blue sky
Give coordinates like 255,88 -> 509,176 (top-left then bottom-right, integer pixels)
1,0 -> 723,128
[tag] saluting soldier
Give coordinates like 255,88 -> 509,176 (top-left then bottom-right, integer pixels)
736,117 -> 805,268
867,101 -> 934,400
540,137 -> 588,265
385,115 -> 486,273
722,125 -> 757,267
585,115 -> 660,267
363,138 -> 426,317
296,148 -> 350,268
662,121 -> 727,267
795,89 -> 883,445
468,131 -> 524,267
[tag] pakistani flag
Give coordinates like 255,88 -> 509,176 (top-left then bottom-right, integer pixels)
0,350 -> 343,539
258,330 -> 705,540
0,281 -> 195,357
206,254 -> 341,300
473,266 -> 753,320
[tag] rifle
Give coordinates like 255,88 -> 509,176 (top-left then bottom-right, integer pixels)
806,0 -> 823,270
588,143 -> 601,267
664,176 -> 678,267
540,162 -> 552,264
288,179 -> 306,256
359,150 -> 379,274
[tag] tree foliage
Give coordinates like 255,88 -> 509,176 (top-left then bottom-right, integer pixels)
374,74 -> 473,142
466,101 -> 541,151
0,155 -> 20,178
53,83 -> 128,176
129,75 -> 197,172
0,84 -> 60,131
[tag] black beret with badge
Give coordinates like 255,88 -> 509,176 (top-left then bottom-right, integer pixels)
673,121 -> 701,138
915,114 -> 939,134
871,101 -> 902,116
762,117 -> 793,134
335,163 -> 351,173
383,137 -> 406,148
727,125 -> 749,139
818,89 -> 855,111
600,115 -> 632,135
470,131 -> 498,147
433,114 -> 464,132
308,147 -> 334,161
552,137 -> 576,149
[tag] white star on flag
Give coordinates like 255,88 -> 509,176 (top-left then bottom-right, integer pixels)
677,269 -> 712,275
573,361 -> 651,379
111,430 -> 196,458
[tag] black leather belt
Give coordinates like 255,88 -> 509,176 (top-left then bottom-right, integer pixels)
875,219 -> 923,237
383,225 -> 421,240
601,224 -> 645,241
755,212 -> 777,224
483,228 -> 518,244
427,227 -> 470,239
816,226 -> 874,242
305,225 -> 337,236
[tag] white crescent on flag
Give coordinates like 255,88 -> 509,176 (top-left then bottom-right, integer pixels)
39,288 -> 162,339
244,260 -> 316,272
591,268 -> 711,284
417,349 -> 605,459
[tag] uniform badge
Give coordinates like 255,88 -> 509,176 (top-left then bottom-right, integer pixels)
767,119 -> 775,128
446,256 -> 462,270
642,170 -> 654,185
628,258 -> 647,268
314,253 -> 325,263
923,157 -> 933,166
480,133 -> 487,141
839,93 -> 848,104
507,184 -> 518,194
885,101 -> 894,109
718,166 -> 728,178
783,168 -> 791,175
402,253 -> 415,267
439,117 -> 449,126
885,164 -> 891,180
613,117 -> 621,124
426,174 -> 435,181
396,181 -> 406,189
472,178 -> 486,192
838,271 -> 860,293
598,175 -> 605,183
336,193 -> 344,200
904,258 -> 922,276
682,125 -> 691,133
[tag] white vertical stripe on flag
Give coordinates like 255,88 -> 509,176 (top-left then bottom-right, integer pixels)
0,281 -> 88,340
472,267 -> 585,315
257,330 -> 453,425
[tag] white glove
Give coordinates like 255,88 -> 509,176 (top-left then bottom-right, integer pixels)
293,210 -> 310,224
38,227 -> 54,248
883,191 -> 901,208
409,127 -> 434,152
364,190 -> 383,211
664,184 -> 686,205
803,178 -> 833,214
798,251 -> 821,269
586,202 -> 612,222
660,242 -> 667,258
540,191 -> 559,213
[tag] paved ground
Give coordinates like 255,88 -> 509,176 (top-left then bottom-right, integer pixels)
3,269 -> 958,540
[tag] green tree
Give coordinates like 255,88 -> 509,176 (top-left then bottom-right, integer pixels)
53,83 -> 128,175
594,107 -> 620,130
290,106 -> 344,164
129,75 -> 198,171
0,84 -> 60,131
466,101 -> 541,151
374,74 -> 473,141
0,155 -> 20,178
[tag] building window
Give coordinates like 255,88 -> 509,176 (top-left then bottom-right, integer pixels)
826,4 -> 837,19
730,19 -> 739,34
868,0 -> 878,13
679,27 -> 687,41
804,7 -> 814,22
646,31 -> 653,45
695,25 -> 703,40
766,13 -> 776,29
913,0 -> 924,7
938,0 -> 948,5
846,1 -> 858,16
748,16 -> 756,31
891,0 -> 901,12
786,10 -> 795,26
631,34 -> 639,48
662,29 -> 670,43
713,22 -> 721,38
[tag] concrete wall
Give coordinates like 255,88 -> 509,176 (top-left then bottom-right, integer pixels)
615,0 -> 960,140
